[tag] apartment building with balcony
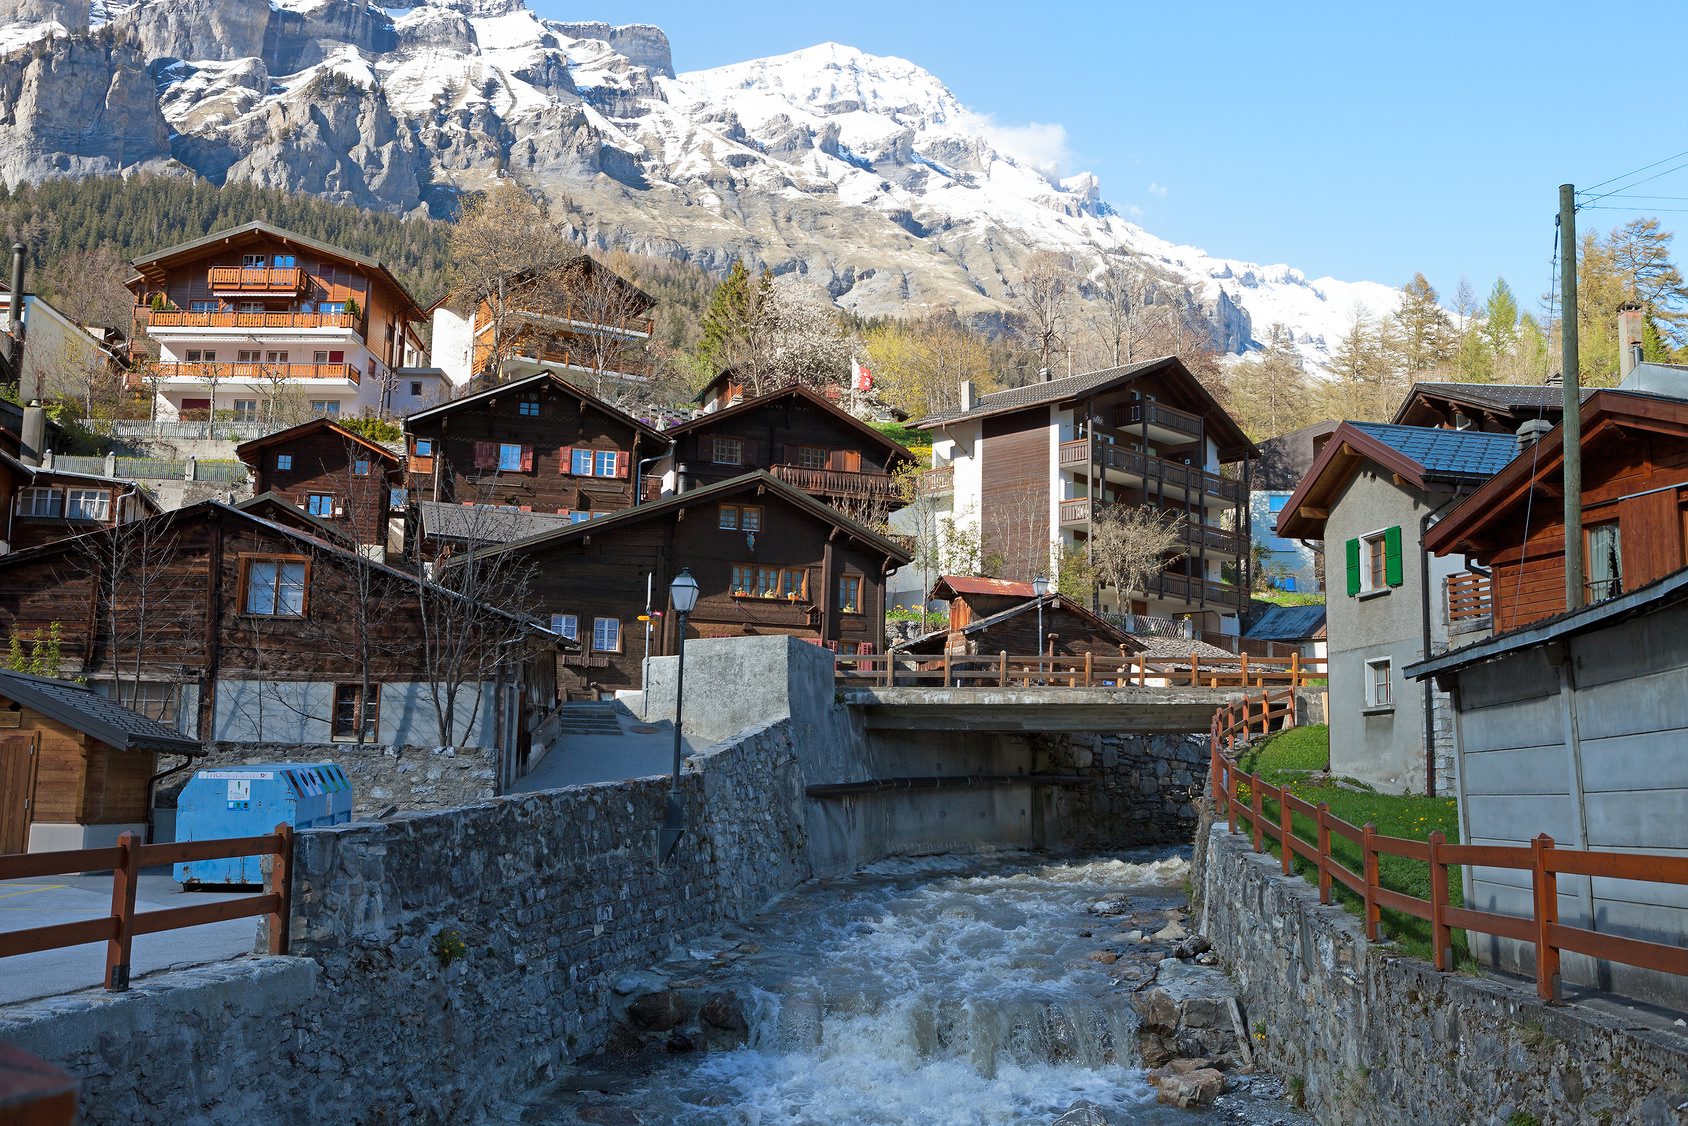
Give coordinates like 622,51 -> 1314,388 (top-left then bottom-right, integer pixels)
126,223 -> 434,422
430,257 -> 656,390
916,357 -> 1257,633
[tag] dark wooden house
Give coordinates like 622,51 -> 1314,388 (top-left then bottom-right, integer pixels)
236,417 -> 403,554
927,575 -> 1035,629
899,594 -> 1143,665
661,384 -> 916,512
453,471 -> 912,698
2,448 -> 159,556
401,372 -> 666,556
1426,390 -> 1688,632
1,669 -> 201,854
1391,381 -> 1591,434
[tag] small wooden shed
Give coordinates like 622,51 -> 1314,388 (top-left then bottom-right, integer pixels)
0,671 -> 201,855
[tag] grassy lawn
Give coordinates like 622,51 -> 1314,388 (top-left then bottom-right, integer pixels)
1229,724 -> 1470,966
1252,591 -> 1326,608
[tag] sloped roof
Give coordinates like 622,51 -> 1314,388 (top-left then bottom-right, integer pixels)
0,670 -> 200,754
235,416 -> 403,466
1244,604 -> 1327,642
235,491 -> 346,542
929,576 -> 1035,601
419,501 -> 575,543
1348,422 -> 1519,480
664,383 -> 916,464
897,594 -> 1143,655
1391,381 -> 1594,426
401,370 -> 667,443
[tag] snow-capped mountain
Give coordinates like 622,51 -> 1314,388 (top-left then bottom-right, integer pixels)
0,0 -> 1400,369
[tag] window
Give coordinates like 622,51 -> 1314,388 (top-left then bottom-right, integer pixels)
184,348 -> 216,362
275,453 -> 293,471
1586,522 -> 1623,602
550,613 -> 579,641
305,494 -> 335,518
518,400 -> 540,417
410,381 -> 423,397
189,301 -> 218,314
498,443 -> 524,471
233,399 -> 258,422
1267,494 -> 1289,513
720,504 -> 738,530
570,449 -> 594,476
595,450 -> 618,478
320,302 -> 346,315
237,302 -> 263,313
797,446 -> 827,470
568,512 -> 592,524
242,253 -> 267,268
838,574 -> 863,613
244,557 -> 308,616
1365,658 -> 1392,710
592,617 -> 622,653
266,351 -> 289,364
389,487 -> 407,508
332,683 -> 380,742
414,439 -> 432,458
353,459 -> 371,476
719,504 -> 763,532
311,401 -> 341,417
712,437 -> 743,466
16,487 -> 61,518
237,349 -> 261,363
273,254 -> 296,269
732,563 -> 805,599
65,489 -> 110,522
1346,527 -> 1402,596
108,681 -> 180,726
313,350 -> 345,364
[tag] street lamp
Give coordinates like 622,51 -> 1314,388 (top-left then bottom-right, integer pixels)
658,568 -> 700,864
1032,573 -> 1051,676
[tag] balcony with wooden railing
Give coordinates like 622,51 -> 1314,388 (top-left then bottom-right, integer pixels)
149,361 -> 360,384
918,465 -> 954,495
1058,498 -> 1242,556
1148,569 -> 1246,609
1059,437 -> 1243,504
1445,570 -> 1493,627
207,266 -> 306,294
140,309 -> 361,332
1122,399 -> 1204,441
769,463 -> 899,500
641,475 -> 665,502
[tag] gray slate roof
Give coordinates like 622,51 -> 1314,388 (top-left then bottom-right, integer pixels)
1349,422 -> 1518,480
419,501 -> 576,544
1406,382 -> 1594,412
0,670 -> 200,754
919,358 -> 1169,426
1245,604 -> 1327,642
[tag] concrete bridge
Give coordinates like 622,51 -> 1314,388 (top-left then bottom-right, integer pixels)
840,685 -> 1252,733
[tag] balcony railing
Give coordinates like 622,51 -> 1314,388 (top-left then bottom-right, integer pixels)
142,310 -> 360,331
918,465 -> 954,495
1147,569 -> 1246,609
149,361 -> 360,384
1060,498 -> 1241,555
769,464 -> 899,499
515,345 -> 655,382
1122,400 -> 1203,440
207,266 -> 305,293
1445,570 -> 1493,625
1059,438 -> 1243,503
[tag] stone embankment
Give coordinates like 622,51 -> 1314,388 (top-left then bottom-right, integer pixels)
1200,822 -> 1688,1126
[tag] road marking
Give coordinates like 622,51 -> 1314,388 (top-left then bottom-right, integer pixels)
0,883 -> 70,901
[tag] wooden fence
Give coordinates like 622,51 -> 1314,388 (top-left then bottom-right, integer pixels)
1209,690 -> 1688,1001
839,651 -> 1327,689
0,825 -> 293,992
1445,571 -> 1493,624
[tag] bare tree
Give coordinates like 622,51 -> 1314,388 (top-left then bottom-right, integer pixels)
1087,258 -> 1148,368
1090,506 -> 1183,606
980,485 -> 1054,582
1014,250 -> 1077,378
562,259 -> 654,402
449,182 -> 579,383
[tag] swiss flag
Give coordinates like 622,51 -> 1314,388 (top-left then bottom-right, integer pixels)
851,355 -> 874,393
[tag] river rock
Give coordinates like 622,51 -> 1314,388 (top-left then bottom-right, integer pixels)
700,992 -> 749,1032
1153,919 -> 1188,943
1155,1067 -> 1227,1108
665,1030 -> 696,1052
1052,1099 -> 1114,1124
627,990 -> 688,1032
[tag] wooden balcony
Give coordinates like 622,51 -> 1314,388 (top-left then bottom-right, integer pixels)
1122,400 -> 1204,441
1147,569 -> 1246,609
519,344 -> 655,381
1060,438 -> 1243,504
918,465 -> 954,495
641,475 -> 664,502
769,463 -> 898,499
207,266 -> 306,294
150,361 -> 360,384
1180,519 -> 1242,555
1445,570 -> 1493,625
142,310 -> 360,331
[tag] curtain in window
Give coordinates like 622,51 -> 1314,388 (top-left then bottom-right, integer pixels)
1588,523 -> 1623,599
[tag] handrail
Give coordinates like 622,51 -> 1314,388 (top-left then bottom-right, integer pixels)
0,825 -> 293,992
838,651 -> 1326,690
1208,691 -> 1688,1001
768,464 -> 899,498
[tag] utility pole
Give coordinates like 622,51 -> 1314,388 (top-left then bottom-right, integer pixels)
1559,184 -> 1584,613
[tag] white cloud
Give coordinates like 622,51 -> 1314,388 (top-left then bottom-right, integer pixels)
977,118 -> 1071,178
1147,181 -> 1168,198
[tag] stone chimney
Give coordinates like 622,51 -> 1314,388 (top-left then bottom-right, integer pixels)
1618,301 -> 1645,379
19,400 -> 46,468
1039,366 -> 1052,383
1516,417 -> 1553,454
959,380 -> 977,412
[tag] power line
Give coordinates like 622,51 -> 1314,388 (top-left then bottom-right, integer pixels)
1578,157 -> 1688,207
1581,205 -> 1688,214
1578,147 -> 1688,194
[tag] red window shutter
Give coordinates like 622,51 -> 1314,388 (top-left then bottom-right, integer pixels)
518,505 -> 532,512
841,450 -> 862,472
560,446 -> 574,474
824,640 -> 840,653
520,446 -> 534,472
614,451 -> 629,479
474,440 -> 496,469
858,642 -> 875,655
828,449 -> 845,471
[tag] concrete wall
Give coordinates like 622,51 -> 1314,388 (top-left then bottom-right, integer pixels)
1441,600 -> 1688,1009
212,679 -> 498,749
1200,825 -> 1688,1126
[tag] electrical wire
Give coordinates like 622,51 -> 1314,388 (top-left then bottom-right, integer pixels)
1509,222 -> 1561,626
1577,148 -> 1688,194
1577,157 -> 1688,208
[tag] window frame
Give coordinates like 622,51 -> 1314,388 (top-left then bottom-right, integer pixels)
498,443 -> 525,472
731,563 -> 807,600
592,616 -> 622,654
518,400 -> 541,417
331,682 -> 380,742
413,438 -> 433,458
595,450 -> 618,478
1585,520 -> 1624,603
304,494 -> 336,518
275,453 -> 293,471
239,554 -> 311,618
838,573 -> 864,614
65,488 -> 111,523
15,486 -> 63,518
796,446 -> 828,471
353,459 -> 372,477
550,613 -> 579,642
712,437 -> 744,466
1364,657 -> 1393,711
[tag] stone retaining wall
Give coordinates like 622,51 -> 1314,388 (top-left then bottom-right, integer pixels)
1200,824 -> 1688,1126
159,742 -> 500,817
1043,732 -> 1209,849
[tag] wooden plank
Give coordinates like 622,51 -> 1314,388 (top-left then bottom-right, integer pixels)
1373,885 -> 1433,921
0,917 -> 116,959
138,834 -> 280,868
0,847 -> 123,880
1545,922 -> 1688,977
1545,849 -> 1688,884
131,894 -> 278,937
1442,903 -> 1536,944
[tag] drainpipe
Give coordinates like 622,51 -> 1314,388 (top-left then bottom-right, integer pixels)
146,752 -> 198,844
634,441 -> 674,506
1419,490 -> 1465,798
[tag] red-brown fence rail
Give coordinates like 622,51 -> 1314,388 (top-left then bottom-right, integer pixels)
839,651 -> 1327,690
1209,691 -> 1688,1001
0,825 -> 293,992
1445,570 -> 1493,624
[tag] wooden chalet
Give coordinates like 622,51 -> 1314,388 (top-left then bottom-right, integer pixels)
236,417 -> 403,554
927,575 -> 1035,629
1392,381 -> 1592,434
693,367 -> 746,413
401,372 -> 667,557
0,502 -> 563,758
661,383 -> 917,511
451,471 -> 912,699
2,448 -> 158,555
1425,390 -> 1688,633
1,669 -> 201,854
898,593 -> 1144,664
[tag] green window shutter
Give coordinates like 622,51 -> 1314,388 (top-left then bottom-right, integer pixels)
1384,525 -> 1404,587
1345,538 -> 1361,597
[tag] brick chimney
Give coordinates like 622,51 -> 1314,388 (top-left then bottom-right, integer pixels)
1618,301 -> 1645,379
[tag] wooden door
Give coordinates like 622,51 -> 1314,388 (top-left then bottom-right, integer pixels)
0,734 -> 39,855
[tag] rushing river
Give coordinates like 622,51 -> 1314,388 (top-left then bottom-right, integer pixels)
520,851 -> 1305,1126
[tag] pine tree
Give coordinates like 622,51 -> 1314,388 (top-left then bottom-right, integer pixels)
1480,279 -> 1520,358
1390,273 -> 1455,377
694,261 -> 768,376
1228,324 -> 1314,439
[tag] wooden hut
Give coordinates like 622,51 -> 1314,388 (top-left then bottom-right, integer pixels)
0,671 -> 200,854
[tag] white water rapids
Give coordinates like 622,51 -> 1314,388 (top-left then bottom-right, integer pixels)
527,851 -> 1303,1125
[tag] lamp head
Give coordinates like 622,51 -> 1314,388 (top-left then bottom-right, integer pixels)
670,567 -> 701,614
1032,573 -> 1051,598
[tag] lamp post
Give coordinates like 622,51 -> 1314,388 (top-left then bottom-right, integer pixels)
658,568 -> 700,864
1032,573 -> 1051,678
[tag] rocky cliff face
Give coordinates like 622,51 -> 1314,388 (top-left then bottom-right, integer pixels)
0,0 -> 1398,370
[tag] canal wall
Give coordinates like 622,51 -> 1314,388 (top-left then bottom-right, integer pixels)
1199,823 -> 1688,1126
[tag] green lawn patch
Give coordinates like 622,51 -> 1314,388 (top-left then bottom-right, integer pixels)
1252,591 -> 1326,607
1229,724 -> 1469,966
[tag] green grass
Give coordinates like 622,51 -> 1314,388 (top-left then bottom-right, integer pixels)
1252,591 -> 1327,607
1230,724 -> 1469,965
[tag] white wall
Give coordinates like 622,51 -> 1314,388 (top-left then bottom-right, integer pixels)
212,680 -> 499,748
430,308 -> 475,387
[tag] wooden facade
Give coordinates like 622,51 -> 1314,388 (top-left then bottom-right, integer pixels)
236,418 -> 402,550
456,472 -> 912,698
1427,391 -> 1688,633
927,575 -> 1035,630
2,451 -> 157,555
468,257 -> 656,383
402,373 -> 665,550
901,595 -> 1144,662
665,384 -> 916,509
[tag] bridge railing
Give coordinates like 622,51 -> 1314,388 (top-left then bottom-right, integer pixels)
839,651 -> 1327,689
1208,688 -> 1688,1001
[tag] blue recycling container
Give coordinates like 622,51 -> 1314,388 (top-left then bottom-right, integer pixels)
173,763 -> 353,887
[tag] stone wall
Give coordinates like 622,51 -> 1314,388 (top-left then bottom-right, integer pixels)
157,741 -> 500,817
1043,731 -> 1209,850
1200,824 -> 1688,1126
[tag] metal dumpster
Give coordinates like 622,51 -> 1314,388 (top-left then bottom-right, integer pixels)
173,763 -> 353,887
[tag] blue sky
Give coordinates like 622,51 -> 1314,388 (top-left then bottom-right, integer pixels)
538,1 -> 1686,312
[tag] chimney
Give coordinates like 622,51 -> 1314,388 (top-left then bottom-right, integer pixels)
19,399 -> 45,468
1544,369 -> 1563,386
1516,417 -> 1553,454
1618,301 -> 1645,379
959,380 -> 977,412
674,462 -> 688,495
4,242 -> 24,373
1039,366 -> 1052,383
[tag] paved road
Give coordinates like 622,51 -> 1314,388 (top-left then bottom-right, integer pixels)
512,702 -> 703,792
0,867 -> 261,1005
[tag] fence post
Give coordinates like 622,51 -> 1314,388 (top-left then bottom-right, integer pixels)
1083,650 -> 1093,688
1428,830 -> 1450,972
1250,770 -> 1264,852
1226,755 -> 1238,835
1277,783 -> 1293,875
883,653 -> 893,688
998,651 -> 1008,687
1239,652 -> 1250,689
1190,651 -> 1199,687
105,831 -> 140,991
1316,802 -> 1332,904
268,823 -> 294,956
1361,822 -> 1381,942
1290,651 -> 1301,686
942,652 -> 952,688
1532,834 -> 1561,1002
